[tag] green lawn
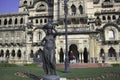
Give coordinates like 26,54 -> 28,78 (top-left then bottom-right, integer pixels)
0,64 -> 120,80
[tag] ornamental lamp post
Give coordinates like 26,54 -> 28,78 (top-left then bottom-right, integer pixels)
64,0 -> 70,73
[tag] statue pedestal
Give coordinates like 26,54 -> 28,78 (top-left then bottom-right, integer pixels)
42,75 -> 60,80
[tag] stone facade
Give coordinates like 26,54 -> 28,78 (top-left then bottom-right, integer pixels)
0,0 -> 120,64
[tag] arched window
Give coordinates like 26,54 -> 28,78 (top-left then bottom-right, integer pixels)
24,0 -> 27,5
9,18 -> 12,24
108,30 -> 115,39
71,4 -> 76,15
104,0 -> 110,2
30,50 -> 34,58
44,19 -> 47,23
95,16 -> 101,25
100,48 -> 105,57
0,19 -> 1,25
112,15 -> 116,20
40,19 -> 43,23
102,16 -> 106,20
0,50 -> 4,57
30,1 -> 32,5
17,49 -> 21,59
37,4 -> 46,11
11,49 -> 15,58
79,5 -> 83,14
107,16 -> 111,20
6,49 -> 10,58
38,32 -> 42,41
20,18 -> 23,24
15,18 -> 17,24
108,47 -> 116,57
4,19 -> 7,25
36,19 -> 38,24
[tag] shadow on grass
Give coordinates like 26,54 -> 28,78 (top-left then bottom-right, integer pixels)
15,71 -> 43,80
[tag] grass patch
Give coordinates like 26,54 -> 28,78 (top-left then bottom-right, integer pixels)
24,63 -> 37,67
112,64 -> 120,67
0,63 -> 17,67
0,64 -> 120,80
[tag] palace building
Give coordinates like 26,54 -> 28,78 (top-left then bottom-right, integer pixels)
0,0 -> 120,64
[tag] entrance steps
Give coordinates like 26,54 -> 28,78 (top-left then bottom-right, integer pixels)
56,63 -> 112,68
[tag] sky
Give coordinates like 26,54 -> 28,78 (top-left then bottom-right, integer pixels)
0,0 -> 19,14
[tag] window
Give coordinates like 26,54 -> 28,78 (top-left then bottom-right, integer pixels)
11,49 -> 15,58
79,5 -> 83,14
30,1 -> 32,5
38,32 -> 42,41
37,4 -> 46,11
112,15 -> 116,20
108,30 -> 115,39
100,48 -> 105,57
36,19 -> 38,24
30,50 -> 34,58
4,19 -> 7,25
0,19 -> 1,25
6,49 -> 10,58
102,16 -> 106,20
108,47 -> 116,57
20,18 -> 23,24
71,4 -> 76,15
0,50 -> 4,57
17,49 -> 21,59
24,0 -> 27,5
40,19 -> 43,23
44,19 -> 47,23
104,0 -> 110,2
9,18 -> 12,24
107,16 -> 111,20
15,18 -> 17,24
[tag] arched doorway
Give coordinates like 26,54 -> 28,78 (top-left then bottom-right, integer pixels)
6,49 -> 10,58
69,44 -> 79,63
30,50 -> 34,58
99,48 -> 105,63
0,50 -> 4,57
108,47 -> 116,57
83,47 -> 88,63
33,48 -> 42,64
100,48 -> 105,57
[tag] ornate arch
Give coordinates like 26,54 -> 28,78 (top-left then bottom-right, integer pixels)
35,1 -> 48,12
108,47 -> 116,57
79,5 -> 83,14
71,4 -> 76,15
103,22 -> 120,30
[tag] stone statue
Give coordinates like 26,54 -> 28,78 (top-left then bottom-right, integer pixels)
40,22 -> 57,75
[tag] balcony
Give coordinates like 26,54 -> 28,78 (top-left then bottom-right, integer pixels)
102,40 -> 120,45
60,14 -> 87,19
56,26 -> 96,35
102,2 -> 113,8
